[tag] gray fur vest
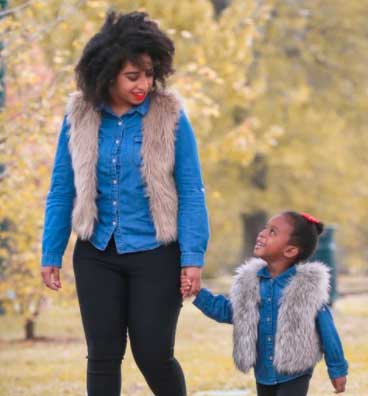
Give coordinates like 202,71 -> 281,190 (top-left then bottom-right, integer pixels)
230,258 -> 330,374
65,90 -> 181,242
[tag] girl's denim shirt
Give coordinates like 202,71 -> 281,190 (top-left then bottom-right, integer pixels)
193,265 -> 348,385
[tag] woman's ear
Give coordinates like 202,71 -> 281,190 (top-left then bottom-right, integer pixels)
284,245 -> 299,259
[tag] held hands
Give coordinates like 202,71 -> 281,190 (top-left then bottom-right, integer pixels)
180,267 -> 201,298
41,267 -> 62,291
331,376 -> 346,393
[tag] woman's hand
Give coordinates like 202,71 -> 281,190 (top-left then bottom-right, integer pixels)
180,267 -> 201,298
41,266 -> 62,291
331,376 -> 346,393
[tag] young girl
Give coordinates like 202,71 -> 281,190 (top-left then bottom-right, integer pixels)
182,211 -> 348,396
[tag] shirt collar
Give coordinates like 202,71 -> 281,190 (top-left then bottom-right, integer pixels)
100,95 -> 150,118
257,264 -> 296,287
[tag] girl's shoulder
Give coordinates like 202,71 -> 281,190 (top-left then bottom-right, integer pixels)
295,261 -> 330,282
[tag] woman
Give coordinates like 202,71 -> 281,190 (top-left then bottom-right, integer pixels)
41,11 -> 209,396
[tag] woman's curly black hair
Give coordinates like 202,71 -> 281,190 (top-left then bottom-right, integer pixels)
75,11 -> 175,107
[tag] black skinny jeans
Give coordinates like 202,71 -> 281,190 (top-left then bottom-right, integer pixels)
73,238 -> 186,396
256,374 -> 312,396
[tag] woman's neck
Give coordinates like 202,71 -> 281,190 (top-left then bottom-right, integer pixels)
109,102 -> 131,117
108,95 -> 132,117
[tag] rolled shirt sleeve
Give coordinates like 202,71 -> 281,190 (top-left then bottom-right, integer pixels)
174,110 -> 210,267
316,304 -> 349,379
41,116 -> 75,267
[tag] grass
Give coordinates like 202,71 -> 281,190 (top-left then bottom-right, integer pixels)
0,278 -> 367,396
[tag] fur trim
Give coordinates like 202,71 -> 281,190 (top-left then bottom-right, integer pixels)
141,90 -> 181,243
230,259 -> 330,374
66,90 -> 181,241
273,261 -> 330,373
230,258 -> 267,373
66,92 -> 99,239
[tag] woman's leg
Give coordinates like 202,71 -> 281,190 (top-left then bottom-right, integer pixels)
276,374 -> 311,396
126,242 -> 186,396
256,382 -> 277,396
73,239 -> 128,396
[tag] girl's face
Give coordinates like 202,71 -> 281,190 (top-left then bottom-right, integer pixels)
109,53 -> 154,108
254,214 -> 299,263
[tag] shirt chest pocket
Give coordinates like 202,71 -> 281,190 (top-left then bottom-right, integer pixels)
132,135 -> 143,166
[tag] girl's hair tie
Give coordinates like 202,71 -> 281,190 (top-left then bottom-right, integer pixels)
300,212 -> 321,225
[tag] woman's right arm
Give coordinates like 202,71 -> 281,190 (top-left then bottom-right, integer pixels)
193,288 -> 233,324
41,116 -> 75,269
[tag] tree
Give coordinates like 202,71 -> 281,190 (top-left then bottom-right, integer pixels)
0,0 -> 274,336
235,0 -> 368,270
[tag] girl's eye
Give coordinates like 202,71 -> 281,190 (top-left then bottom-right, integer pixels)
270,229 -> 275,235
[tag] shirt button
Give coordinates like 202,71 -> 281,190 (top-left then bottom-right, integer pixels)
267,317 -> 271,322
269,356 -> 273,360
112,158 -> 116,163
118,121 -> 122,126
268,336 -> 272,341
112,221 -> 116,226
268,298 -> 271,302
115,139 -> 120,144
113,201 -> 117,205
113,180 -> 117,184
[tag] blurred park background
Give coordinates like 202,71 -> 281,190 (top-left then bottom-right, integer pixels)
0,0 -> 367,395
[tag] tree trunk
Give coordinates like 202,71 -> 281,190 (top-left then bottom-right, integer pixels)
25,318 -> 35,340
241,210 -> 268,259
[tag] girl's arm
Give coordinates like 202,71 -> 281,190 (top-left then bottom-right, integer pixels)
316,305 -> 348,383
193,288 -> 233,324
174,110 -> 210,268
41,116 -> 76,268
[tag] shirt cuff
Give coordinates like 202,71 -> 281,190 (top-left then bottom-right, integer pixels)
181,252 -> 205,267
193,288 -> 211,309
41,253 -> 63,268
328,360 -> 349,379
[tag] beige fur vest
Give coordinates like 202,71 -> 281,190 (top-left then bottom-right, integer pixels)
65,90 -> 181,242
230,258 -> 330,374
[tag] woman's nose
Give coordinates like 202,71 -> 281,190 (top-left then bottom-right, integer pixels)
138,77 -> 151,91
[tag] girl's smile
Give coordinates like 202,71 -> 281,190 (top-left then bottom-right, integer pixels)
253,214 -> 298,263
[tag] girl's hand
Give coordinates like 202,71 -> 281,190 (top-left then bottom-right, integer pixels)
331,376 -> 346,393
41,266 -> 62,291
180,267 -> 201,298
180,273 -> 192,298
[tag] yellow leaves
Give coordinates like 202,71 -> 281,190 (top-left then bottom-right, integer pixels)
86,0 -> 106,9
288,84 -> 311,104
204,119 -> 257,167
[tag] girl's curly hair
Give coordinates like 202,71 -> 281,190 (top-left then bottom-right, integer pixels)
75,11 -> 175,107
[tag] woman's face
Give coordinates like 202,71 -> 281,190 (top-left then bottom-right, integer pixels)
110,53 -> 154,108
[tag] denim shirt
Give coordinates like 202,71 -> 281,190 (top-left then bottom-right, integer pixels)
193,265 -> 348,385
42,95 -> 209,267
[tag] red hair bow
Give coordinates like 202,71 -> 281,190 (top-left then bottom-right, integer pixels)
300,212 -> 320,224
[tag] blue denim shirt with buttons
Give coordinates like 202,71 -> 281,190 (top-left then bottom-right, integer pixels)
42,95 -> 209,267
193,265 -> 348,385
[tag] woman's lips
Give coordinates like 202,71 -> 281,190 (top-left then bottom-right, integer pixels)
132,92 -> 146,101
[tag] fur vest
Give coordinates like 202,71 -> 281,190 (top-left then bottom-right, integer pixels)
65,90 -> 181,242
230,258 -> 330,374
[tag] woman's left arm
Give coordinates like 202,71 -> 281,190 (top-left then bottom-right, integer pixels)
174,110 -> 210,272
316,305 -> 348,386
